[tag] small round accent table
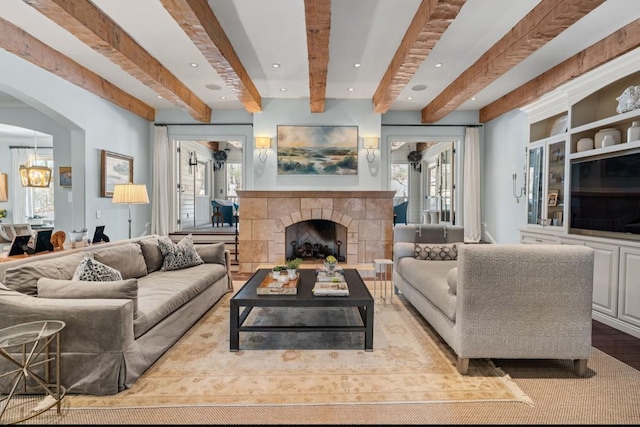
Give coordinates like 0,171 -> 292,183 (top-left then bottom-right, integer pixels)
373,259 -> 394,304
0,320 -> 66,424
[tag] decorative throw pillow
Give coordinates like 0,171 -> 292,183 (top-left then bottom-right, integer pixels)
195,242 -> 226,265
415,243 -> 458,261
158,234 -> 204,271
37,277 -> 139,318
447,267 -> 458,295
72,256 -> 123,281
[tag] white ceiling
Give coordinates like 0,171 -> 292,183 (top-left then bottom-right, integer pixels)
1,0 -> 639,129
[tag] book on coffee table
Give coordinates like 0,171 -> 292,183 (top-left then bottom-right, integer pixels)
316,270 -> 345,282
313,281 -> 349,296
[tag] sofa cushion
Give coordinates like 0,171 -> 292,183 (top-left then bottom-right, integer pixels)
415,243 -> 458,260
72,256 -> 123,281
92,242 -> 148,279
396,257 -> 457,322
195,242 -> 226,265
139,238 -> 163,273
158,235 -> 204,271
447,267 -> 458,295
37,277 -> 139,318
2,252 -> 87,296
133,263 -> 227,337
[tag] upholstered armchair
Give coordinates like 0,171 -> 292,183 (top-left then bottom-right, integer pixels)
211,200 -> 238,227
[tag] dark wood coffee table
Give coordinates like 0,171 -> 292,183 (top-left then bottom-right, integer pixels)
230,268 -> 374,351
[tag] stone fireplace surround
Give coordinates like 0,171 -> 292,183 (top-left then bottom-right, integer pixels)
236,191 -> 395,273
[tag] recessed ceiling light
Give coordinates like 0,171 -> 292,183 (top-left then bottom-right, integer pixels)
157,95 -> 163,99
434,63 -> 443,68
280,88 -> 287,92
411,84 -> 427,91
353,63 -> 361,68
220,96 -> 227,100
272,63 -> 281,68
470,96 -> 477,101
189,63 -> 198,68
205,83 -> 221,91
347,87 -> 354,92
407,96 -> 413,100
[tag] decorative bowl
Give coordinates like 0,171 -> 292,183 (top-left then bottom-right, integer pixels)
68,231 -> 87,242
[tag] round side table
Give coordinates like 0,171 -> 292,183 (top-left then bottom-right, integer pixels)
0,320 -> 66,424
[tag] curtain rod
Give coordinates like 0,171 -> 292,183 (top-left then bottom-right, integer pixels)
382,123 -> 483,127
154,123 -> 253,127
9,145 -> 53,149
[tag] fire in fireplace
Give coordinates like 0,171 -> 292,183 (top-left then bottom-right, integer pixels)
285,219 -> 347,262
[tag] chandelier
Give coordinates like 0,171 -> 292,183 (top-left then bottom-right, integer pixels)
19,131 -> 52,188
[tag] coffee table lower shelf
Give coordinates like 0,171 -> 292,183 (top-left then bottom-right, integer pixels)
230,269 -> 374,352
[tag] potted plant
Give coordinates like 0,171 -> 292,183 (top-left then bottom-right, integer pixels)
0,209 -> 7,223
324,255 -> 338,276
285,258 -> 303,279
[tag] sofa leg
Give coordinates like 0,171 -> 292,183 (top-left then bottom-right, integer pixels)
574,359 -> 588,376
456,357 -> 469,375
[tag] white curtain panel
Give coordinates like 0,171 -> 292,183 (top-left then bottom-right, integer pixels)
10,148 -> 32,222
463,127 -> 481,242
150,126 -> 177,235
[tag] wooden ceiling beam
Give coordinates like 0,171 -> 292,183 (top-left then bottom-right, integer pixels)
23,0 -> 210,123
0,17 -> 155,121
161,0 -> 261,113
480,19 -> 640,123
304,0 -> 331,113
421,0 -> 605,123
372,0 -> 466,114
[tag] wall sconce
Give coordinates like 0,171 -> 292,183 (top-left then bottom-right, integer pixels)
188,151 -> 198,174
363,137 -> 379,163
512,150 -> 526,203
255,137 -> 271,163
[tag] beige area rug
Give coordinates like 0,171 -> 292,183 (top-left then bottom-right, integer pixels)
65,281 -> 531,408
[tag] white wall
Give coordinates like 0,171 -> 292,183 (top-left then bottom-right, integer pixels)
0,50 -> 151,241
482,109 -> 529,243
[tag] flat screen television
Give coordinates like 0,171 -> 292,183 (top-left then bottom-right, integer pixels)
570,149 -> 640,239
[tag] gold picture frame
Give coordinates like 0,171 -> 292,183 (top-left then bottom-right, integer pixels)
548,190 -> 559,207
100,150 -> 133,197
59,166 -> 72,188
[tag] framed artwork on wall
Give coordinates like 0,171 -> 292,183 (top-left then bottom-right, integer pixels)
59,166 -> 72,187
276,125 -> 358,175
548,190 -> 558,207
100,150 -> 133,197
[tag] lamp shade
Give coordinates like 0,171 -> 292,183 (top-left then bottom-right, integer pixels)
255,137 -> 271,149
0,173 -> 7,202
112,183 -> 149,204
363,137 -> 379,149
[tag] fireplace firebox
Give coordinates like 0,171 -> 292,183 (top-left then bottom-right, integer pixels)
285,219 -> 347,262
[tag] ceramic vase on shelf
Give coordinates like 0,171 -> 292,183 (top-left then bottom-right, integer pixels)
628,121 -> 640,143
602,135 -> 616,147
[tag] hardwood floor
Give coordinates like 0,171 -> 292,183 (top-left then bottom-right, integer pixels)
592,320 -> 640,371
230,271 -> 640,372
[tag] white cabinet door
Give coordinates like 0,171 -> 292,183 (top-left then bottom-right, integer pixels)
520,231 -> 556,244
619,247 -> 640,328
585,241 -> 619,317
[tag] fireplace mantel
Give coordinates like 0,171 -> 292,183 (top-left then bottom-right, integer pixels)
236,190 -> 395,272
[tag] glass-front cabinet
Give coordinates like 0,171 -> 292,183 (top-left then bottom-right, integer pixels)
526,138 -> 566,228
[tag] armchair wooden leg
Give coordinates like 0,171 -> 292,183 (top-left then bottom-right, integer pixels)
456,357 -> 469,375
574,359 -> 588,376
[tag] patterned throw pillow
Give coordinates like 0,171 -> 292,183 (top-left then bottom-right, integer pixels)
72,256 -> 123,281
415,243 -> 458,261
158,234 -> 204,271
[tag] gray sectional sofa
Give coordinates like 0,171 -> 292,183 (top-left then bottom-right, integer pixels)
393,224 -> 595,376
0,234 -> 233,395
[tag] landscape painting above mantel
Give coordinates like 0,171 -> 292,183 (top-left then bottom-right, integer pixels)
277,125 -> 358,175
